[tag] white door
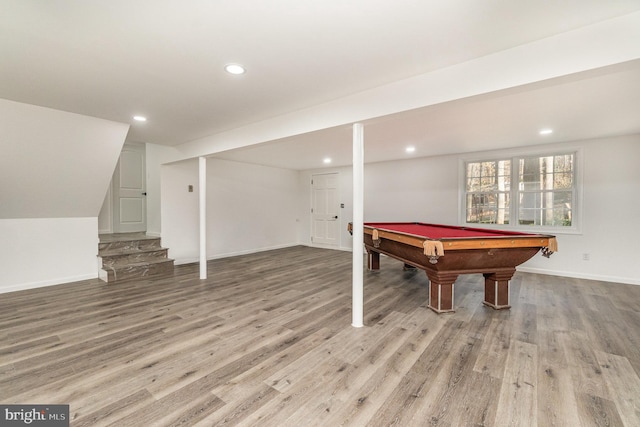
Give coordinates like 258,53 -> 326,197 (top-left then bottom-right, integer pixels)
311,173 -> 339,246
113,143 -> 146,233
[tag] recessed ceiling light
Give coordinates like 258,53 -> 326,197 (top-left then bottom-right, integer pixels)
405,146 -> 416,153
133,115 -> 147,122
323,157 -> 332,164
225,64 -> 246,75
539,128 -> 553,135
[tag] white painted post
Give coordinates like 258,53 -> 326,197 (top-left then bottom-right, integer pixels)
199,156 -> 207,279
352,123 -> 364,327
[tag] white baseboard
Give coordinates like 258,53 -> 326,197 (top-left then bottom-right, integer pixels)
306,243 -> 352,253
174,257 -> 199,266
173,243 -> 302,266
0,273 -> 99,294
517,267 -> 640,286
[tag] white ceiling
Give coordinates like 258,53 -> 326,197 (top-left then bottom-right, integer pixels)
2,1 -> 640,169
214,61 -> 640,169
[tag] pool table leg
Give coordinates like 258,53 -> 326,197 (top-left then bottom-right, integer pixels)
483,270 -> 515,310
367,249 -> 380,271
426,272 -> 458,313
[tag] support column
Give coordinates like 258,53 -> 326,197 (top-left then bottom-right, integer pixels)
199,156 -> 207,280
352,123 -> 364,328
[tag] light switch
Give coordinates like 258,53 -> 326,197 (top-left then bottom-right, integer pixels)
188,185 -> 193,192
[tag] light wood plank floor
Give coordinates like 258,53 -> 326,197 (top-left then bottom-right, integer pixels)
2,246 -> 640,426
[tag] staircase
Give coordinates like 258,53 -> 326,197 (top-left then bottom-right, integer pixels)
98,233 -> 174,283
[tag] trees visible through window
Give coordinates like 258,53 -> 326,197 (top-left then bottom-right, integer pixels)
465,160 -> 511,224
465,153 -> 575,228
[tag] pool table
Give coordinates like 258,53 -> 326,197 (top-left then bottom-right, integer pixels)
348,222 -> 557,313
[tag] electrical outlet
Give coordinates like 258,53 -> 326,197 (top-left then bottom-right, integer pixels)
582,253 -> 590,261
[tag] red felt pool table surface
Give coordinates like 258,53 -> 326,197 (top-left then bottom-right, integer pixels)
364,222 -> 533,240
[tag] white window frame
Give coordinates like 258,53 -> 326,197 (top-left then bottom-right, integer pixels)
458,146 -> 583,234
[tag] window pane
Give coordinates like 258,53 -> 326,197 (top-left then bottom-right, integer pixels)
518,190 -> 572,226
554,191 -> 572,225
481,177 -> 495,190
466,177 -> 480,192
519,157 -> 542,190
481,161 -> 494,177
466,160 -> 510,192
500,172 -> 510,191
554,154 -> 573,173
516,153 -> 574,227
465,159 -> 510,225
497,193 -> 510,224
466,192 -> 509,224
553,172 -> 573,189
519,208 -> 571,226
518,208 -> 538,226
467,163 -> 480,178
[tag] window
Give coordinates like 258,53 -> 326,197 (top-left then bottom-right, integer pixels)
464,152 -> 576,229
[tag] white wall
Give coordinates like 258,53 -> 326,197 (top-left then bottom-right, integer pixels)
0,99 -> 129,293
363,155 -> 460,223
298,155 -> 461,250
206,158 -> 299,258
0,99 -> 129,219
145,143 -> 181,236
161,158 -> 200,263
98,185 -> 113,234
0,218 -> 99,293
521,134 -> 640,284
298,155 -> 469,250
299,134 -> 640,285
161,158 -> 300,264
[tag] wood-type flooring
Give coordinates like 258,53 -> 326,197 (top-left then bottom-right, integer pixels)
2,246 -> 640,426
